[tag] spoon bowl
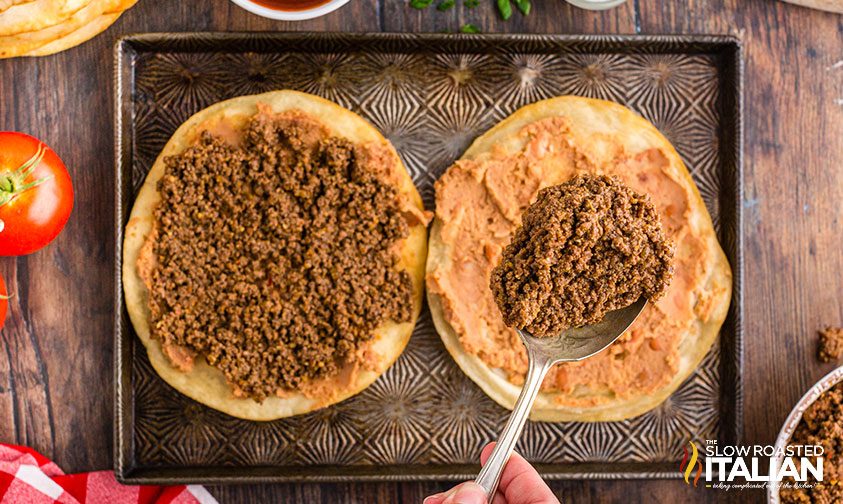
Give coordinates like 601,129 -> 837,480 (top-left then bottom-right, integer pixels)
516,296 -> 649,364
475,297 -> 648,499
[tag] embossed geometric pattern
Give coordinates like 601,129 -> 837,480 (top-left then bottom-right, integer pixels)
429,367 -> 507,464
119,34 -> 742,481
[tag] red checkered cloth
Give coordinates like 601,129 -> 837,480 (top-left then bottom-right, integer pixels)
0,444 -> 217,504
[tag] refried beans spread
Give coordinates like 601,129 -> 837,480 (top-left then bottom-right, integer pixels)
427,116 -> 724,405
144,109 -> 413,402
491,175 -> 673,337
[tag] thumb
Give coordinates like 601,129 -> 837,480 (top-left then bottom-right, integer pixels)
442,482 -> 487,504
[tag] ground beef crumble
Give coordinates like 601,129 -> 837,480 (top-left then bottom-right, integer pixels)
490,174 -> 674,337
780,382 -> 843,504
818,327 -> 843,363
147,111 -> 412,402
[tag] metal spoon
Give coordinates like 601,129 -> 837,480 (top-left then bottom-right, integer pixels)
475,297 -> 648,501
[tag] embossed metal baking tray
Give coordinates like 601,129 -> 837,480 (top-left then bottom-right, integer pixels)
114,32 -> 743,484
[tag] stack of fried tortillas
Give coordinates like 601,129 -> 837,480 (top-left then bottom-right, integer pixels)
0,0 -> 137,58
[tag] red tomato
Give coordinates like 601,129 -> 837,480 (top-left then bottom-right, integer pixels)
0,132 -> 73,256
0,274 -> 6,330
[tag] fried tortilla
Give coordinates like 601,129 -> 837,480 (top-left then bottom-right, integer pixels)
0,0 -> 35,15
0,0 -> 135,58
123,90 -> 428,421
22,11 -> 121,56
426,96 -> 732,422
0,0 -> 90,35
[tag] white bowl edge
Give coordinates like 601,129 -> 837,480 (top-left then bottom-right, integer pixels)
229,0 -> 350,21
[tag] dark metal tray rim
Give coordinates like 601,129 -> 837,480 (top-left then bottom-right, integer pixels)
113,31 -> 744,485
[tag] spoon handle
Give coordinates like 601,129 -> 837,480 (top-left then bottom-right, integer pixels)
475,351 -> 553,500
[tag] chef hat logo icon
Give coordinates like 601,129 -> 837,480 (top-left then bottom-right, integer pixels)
679,441 -> 703,487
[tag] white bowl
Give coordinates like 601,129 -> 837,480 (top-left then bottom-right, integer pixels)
768,364 -> 843,503
564,0 -> 627,10
229,0 -> 350,20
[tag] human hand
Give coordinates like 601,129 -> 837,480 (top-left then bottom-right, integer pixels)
423,443 -> 559,504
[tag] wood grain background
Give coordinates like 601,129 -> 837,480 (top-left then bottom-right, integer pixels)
0,0 -> 841,502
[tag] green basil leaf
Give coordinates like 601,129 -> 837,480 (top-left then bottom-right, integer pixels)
497,0 -> 513,20
410,0 -> 434,9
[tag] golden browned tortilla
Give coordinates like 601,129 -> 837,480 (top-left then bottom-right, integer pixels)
426,96 -> 732,422
0,0 -> 136,58
123,90 -> 429,421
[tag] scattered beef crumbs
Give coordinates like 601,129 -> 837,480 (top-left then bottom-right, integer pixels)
147,111 -> 413,402
818,327 -> 843,363
490,175 -> 674,337
780,382 -> 843,504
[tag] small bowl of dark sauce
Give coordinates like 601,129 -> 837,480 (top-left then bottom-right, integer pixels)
230,0 -> 349,20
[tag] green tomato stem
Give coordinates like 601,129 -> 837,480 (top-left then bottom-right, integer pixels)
0,142 -> 53,207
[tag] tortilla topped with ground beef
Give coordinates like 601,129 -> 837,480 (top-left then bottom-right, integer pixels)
123,90 -> 429,421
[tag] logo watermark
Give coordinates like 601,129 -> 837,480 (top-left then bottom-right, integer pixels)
677,439 -> 824,491
679,441 -> 702,487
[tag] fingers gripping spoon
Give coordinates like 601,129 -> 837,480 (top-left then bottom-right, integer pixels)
474,297 -> 648,500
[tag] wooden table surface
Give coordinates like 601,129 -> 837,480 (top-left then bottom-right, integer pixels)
0,0 -> 841,502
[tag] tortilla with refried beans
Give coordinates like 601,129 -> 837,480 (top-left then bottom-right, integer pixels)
426,96 -> 732,422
